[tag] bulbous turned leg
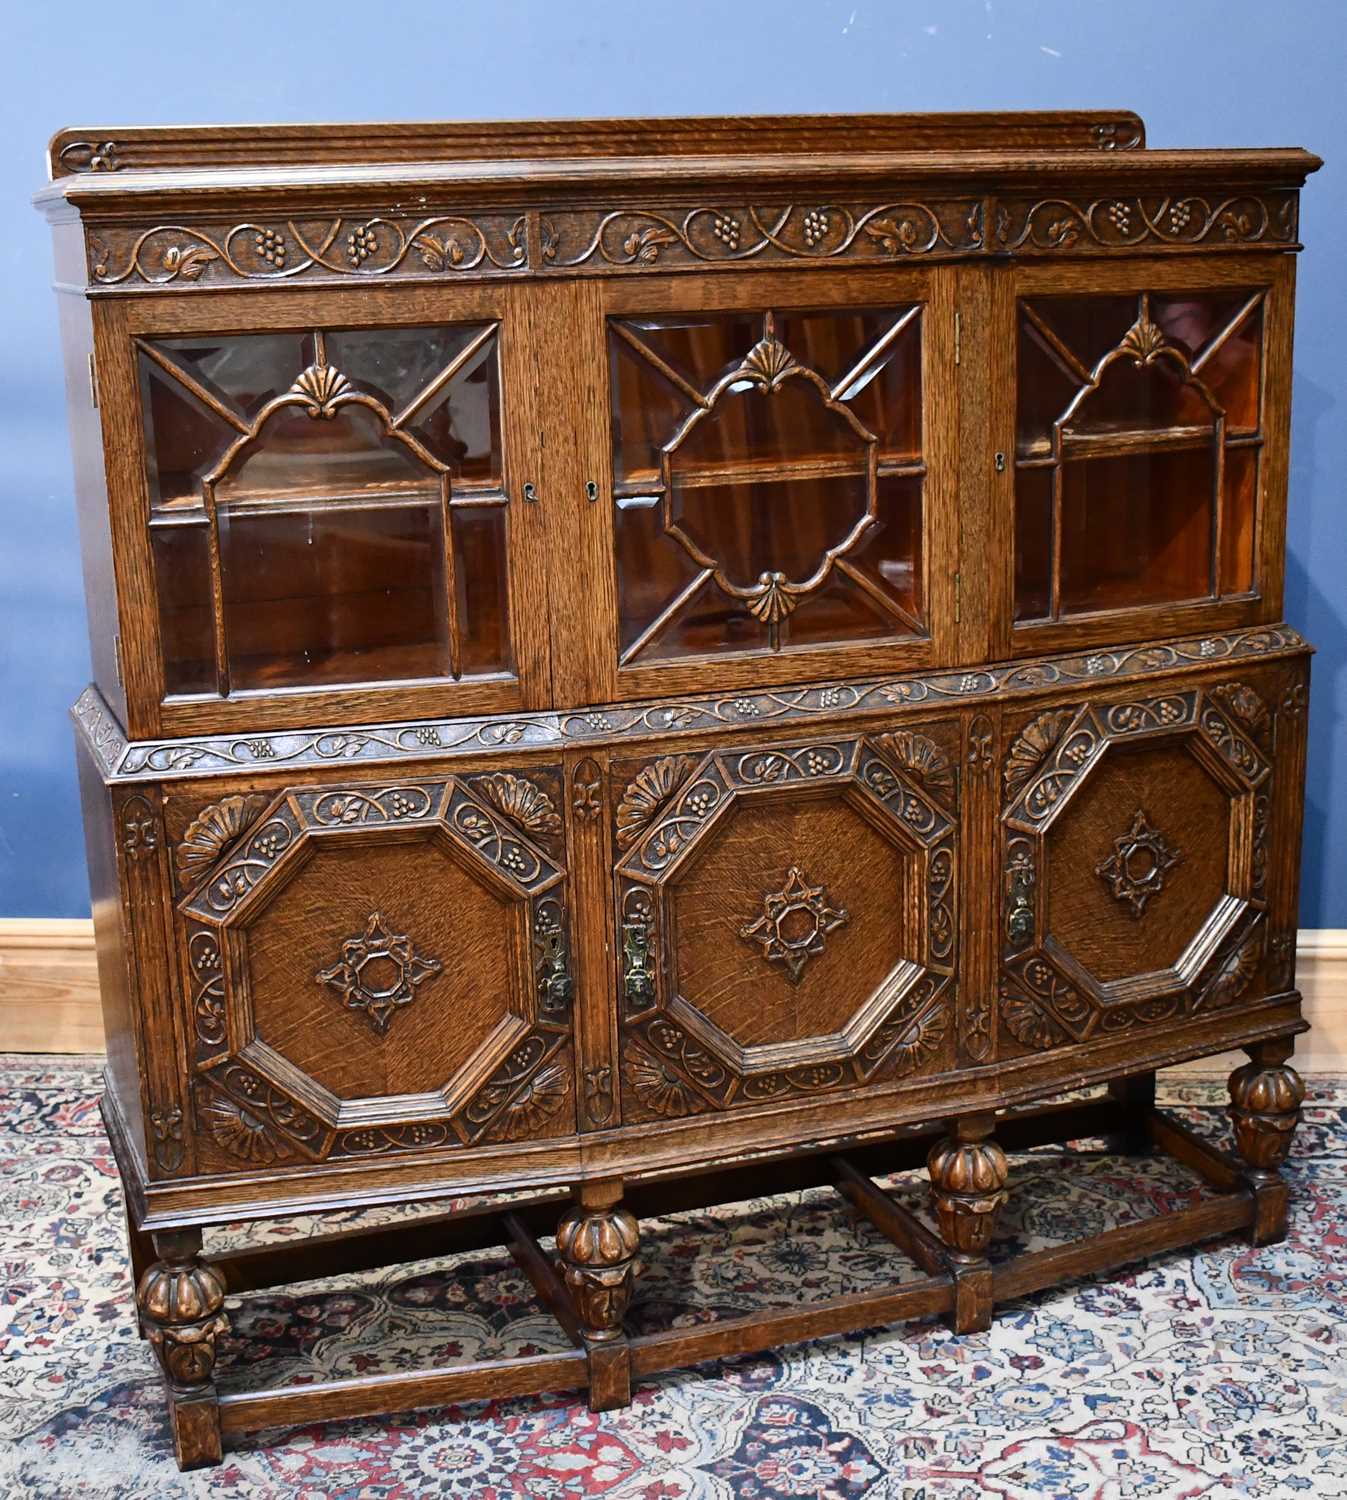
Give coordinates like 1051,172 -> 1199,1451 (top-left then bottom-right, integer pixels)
136,1229 -> 229,1470
928,1113 -> 1008,1334
556,1183 -> 641,1411
1229,1038 -> 1305,1246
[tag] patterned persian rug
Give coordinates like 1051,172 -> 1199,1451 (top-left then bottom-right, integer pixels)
2,1056 -> 1345,1499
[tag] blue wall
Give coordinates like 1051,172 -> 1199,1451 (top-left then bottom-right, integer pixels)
2,0 -> 1344,923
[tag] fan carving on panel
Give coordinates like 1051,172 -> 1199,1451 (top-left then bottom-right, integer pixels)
740,865 -> 850,984
315,911 -> 444,1034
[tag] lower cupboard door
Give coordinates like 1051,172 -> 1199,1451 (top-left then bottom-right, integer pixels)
611,727 -> 959,1124
173,769 -> 577,1172
998,680 -> 1274,1059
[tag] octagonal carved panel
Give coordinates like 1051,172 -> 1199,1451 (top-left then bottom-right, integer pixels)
613,728 -> 957,1121
998,684 -> 1272,1057
174,768 -> 576,1168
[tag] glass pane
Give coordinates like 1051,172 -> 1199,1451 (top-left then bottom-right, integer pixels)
1014,468 -> 1053,623
1059,449 -> 1214,614
1221,448 -> 1258,595
151,523 -> 215,696
452,507 -> 512,675
219,501 -> 448,692
610,305 -> 923,664
1014,289 -> 1265,622
140,325 -> 511,697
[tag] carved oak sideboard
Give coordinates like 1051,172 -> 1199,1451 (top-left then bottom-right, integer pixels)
36,110 -> 1320,1467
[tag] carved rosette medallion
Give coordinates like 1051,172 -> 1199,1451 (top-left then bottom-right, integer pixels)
316,911 -> 443,1034
740,866 -> 850,984
1095,808 -> 1183,918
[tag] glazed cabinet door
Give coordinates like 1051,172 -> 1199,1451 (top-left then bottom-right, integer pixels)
990,254 -> 1294,657
547,269 -> 958,705
610,725 -> 958,1123
164,765 -> 577,1176
998,672 -> 1284,1062
104,283 -> 550,738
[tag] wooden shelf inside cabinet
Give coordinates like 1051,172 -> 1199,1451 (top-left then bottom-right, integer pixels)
38,109 -> 1319,1470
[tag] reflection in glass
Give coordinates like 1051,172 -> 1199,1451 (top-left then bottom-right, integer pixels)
610,305 -> 925,665
139,324 -> 510,697
1013,289 -> 1265,622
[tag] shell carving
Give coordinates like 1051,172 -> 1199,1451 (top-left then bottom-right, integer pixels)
743,335 -> 798,390
1003,710 -> 1076,800
626,1042 -> 702,1118
616,755 -> 699,849
874,731 -> 956,805
1202,932 -> 1262,1011
199,1091 -> 288,1164
1210,682 -> 1272,744
291,362 -> 352,417
1119,316 -> 1168,365
1000,987 -> 1066,1051
488,1062 -> 569,1140
472,773 -> 562,839
887,999 -> 950,1077
175,793 -> 268,889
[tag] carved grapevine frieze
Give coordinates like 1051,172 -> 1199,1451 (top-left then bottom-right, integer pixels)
175,793 -> 268,889
88,626 -> 1307,781
315,911 -> 443,1035
1096,809 -> 1184,918
88,214 -> 528,287
994,192 -> 1297,253
542,200 -> 984,270
740,866 -> 850,984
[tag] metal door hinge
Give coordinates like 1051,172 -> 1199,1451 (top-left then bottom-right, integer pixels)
954,311 -> 961,367
113,634 -> 124,686
88,351 -> 99,409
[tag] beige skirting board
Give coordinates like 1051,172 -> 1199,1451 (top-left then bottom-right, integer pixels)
1,917 -> 1344,1070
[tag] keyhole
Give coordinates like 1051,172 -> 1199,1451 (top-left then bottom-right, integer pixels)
585,479 -> 599,502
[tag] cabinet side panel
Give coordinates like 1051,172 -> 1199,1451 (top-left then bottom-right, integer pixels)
55,254 -> 125,723
76,735 -> 145,1165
